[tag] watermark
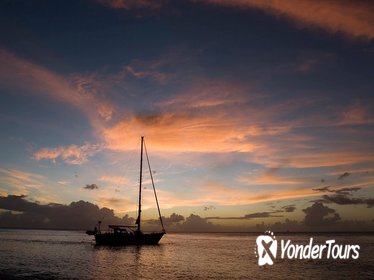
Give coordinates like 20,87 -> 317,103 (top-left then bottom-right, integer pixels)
255,231 -> 360,266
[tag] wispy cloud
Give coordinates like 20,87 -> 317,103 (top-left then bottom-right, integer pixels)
339,102 -> 374,126
7,47 -> 371,172
96,0 -> 165,10
34,143 -> 104,165
203,0 -> 374,40
237,167 -> 309,186
155,181 -> 317,208
98,0 -> 374,39
0,49 -> 116,127
99,175 -> 130,186
0,168 -> 45,196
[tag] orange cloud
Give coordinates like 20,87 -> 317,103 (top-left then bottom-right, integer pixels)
204,0 -> 374,40
94,196 -> 137,215
99,175 -> 131,186
155,182 -> 317,208
102,112 -> 261,153
237,170 -> 309,186
34,143 -> 103,165
2,49 -> 372,173
100,79 -> 300,153
0,168 -> 51,201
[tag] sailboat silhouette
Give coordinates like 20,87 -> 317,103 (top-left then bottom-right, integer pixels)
86,136 -> 165,245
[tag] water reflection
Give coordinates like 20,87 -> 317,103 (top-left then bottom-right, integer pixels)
91,244 -> 167,279
0,230 -> 373,279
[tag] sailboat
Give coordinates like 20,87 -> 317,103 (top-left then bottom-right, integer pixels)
86,136 -> 166,245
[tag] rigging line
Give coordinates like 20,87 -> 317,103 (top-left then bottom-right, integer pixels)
144,139 -> 166,232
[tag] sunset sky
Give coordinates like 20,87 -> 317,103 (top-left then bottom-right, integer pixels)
0,0 -> 373,231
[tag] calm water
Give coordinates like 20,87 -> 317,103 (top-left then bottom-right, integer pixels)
0,230 -> 373,279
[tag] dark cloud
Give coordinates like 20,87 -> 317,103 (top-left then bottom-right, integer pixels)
0,194 -> 127,230
281,205 -> 296,213
206,210 -> 284,220
335,187 -> 361,195
203,205 -> 216,211
244,211 -> 283,219
1,195 -> 373,232
147,213 -> 185,227
303,202 -> 340,227
84,184 -> 99,190
121,214 -> 136,225
0,195 -> 44,213
312,185 -> 373,208
173,214 -> 222,232
148,214 -> 223,232
164,213 -> 185,223
338,172 -> 350,180
323,194 -> 374,208
312,186 -> 361,195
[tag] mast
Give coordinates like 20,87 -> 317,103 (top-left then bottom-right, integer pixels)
137,136 -> 144,232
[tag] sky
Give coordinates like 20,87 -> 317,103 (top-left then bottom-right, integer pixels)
0,0 -> 373,231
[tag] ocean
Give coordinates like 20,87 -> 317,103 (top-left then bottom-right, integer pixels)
0,229 -> 373,279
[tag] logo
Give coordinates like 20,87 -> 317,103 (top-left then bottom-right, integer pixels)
254,231 -> 360,266
255,231 -> 277,266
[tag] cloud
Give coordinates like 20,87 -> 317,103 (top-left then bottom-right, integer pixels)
96,0 -> 166,10
338,172 -> 350,180
295,57 -> 322,73
95,0 -> 374,40
57,181 -> 70,185
203,205 -> 216,211
312,186 -> 332,193
34,143 -> 103,165
147,212 -> 185,228
0,195 -> 128,230
282,204 -> 296,213
311,185 -> 374,207
303,202 -> 341,227
102,112 -> 259,153
100,82 -> 308,155
99,175 -> 130,186
238,167 -> 309,186
0,49 -> 116,126
165,181 -> 317,207
203,0 -> 374,40
339,102 -> 373,125
84,184 -> 99,190
323,194 -> 374,208
3,48 -> 371,173
0,195 -> 39,213
0,196 -> 373,232
244,211 -> 283,219
96,196 -> 136,213
173,214 -> 222,232
163,213 -> 185,223
312,186 -> 361,195
0,168 -> 45,195
312,184 -> 374,207
206,209 -> 288,220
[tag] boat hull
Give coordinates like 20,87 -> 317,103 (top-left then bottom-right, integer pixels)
94,231 -> 165,246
